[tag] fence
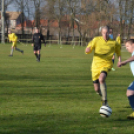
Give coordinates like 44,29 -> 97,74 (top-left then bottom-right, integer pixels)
16,39 -> 86,46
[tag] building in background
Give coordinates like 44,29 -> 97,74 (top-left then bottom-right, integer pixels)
0,11 -> 26,28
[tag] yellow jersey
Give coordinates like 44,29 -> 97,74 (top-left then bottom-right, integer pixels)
86,36 -> 121,72
116,36 -> 121,46
8,33 -> 18,42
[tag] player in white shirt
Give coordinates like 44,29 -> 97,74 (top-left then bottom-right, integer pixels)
118,39 -> 134,119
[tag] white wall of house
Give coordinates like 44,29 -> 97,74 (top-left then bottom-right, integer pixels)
9,20 -> 16,28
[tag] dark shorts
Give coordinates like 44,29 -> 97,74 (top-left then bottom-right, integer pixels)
128,81 -> 134,91
93,71 -> 107,83
34,45 -> 41,51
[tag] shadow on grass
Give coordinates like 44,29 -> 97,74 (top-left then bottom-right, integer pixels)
0,112 -> 134,134
0,74 -> 90,81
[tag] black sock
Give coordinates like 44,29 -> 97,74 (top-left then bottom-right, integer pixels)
38,54 -> 41,61
112,59 -> 114,64
35,53 -> 38,59
128,95 -> 134,111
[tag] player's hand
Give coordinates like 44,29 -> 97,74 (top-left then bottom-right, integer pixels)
118,61 -> 127,67
117,62 -> 121,67
31,44 -> 33,46
85,47 -> 91,54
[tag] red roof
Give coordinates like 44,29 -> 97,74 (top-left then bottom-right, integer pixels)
17,20 -> 34,27
16,18 -> 120,30
16,19 -> 76,28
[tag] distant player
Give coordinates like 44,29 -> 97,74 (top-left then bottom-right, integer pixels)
109,28 -> 121,71
109,28 -> 114,40
8,31 -> 24,56
85,26 -> 121,106
32,28 -> 46,62
118,39 -> 134,119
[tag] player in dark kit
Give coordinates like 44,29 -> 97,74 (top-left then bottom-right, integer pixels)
32,28 -> 46,62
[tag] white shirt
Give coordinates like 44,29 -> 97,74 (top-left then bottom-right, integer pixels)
130,51 -> 134,76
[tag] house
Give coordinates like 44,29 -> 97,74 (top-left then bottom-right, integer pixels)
0,11 -> 26,28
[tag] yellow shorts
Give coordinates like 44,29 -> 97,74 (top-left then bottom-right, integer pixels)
92,67 -> 111,81
12,42 -> 17,47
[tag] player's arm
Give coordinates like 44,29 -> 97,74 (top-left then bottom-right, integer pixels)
117,56 -> 122,67
115,42 -> 122,67
116,34 -> 121,46
32,35 -> 34,46
8,35 -> 11,42
85,39 -> 95,54
118,55 -> 134,66
41,34 -> 46,46
14,34 -> 18,42
11,33 -> 17,42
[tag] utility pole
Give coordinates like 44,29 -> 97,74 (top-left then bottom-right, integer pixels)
1,0 -> 5,44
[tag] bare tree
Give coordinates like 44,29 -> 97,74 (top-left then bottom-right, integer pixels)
118,0 -> 127,38
54,0 -> 67,44
31,0 -> 45,28
41,0 -> 56,41
4,0 -> 13,37
114,0 -> 134,39
14,0 -> 28,35
66,0 -> 81,45
0,0 -> 1,11
126,0 -> 134,39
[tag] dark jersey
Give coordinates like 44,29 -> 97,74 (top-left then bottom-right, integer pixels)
32,33 -> 45,46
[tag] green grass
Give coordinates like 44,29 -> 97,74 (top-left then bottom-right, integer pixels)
0,43 -> 134,134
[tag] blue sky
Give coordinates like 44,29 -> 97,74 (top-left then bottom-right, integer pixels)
6,1 -> 45,20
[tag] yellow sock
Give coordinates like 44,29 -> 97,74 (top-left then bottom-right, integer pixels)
100,83 -> 107,101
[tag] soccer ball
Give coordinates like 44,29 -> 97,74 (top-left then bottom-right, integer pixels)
99,105 -> 112,118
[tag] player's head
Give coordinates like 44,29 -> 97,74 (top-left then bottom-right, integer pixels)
125,39 -> 134,53
109,28 -> 113,35
8,30 -> 12,34
101,26 -> 109,40
34,27 -> 39,33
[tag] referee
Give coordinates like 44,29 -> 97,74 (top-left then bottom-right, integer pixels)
32,28 -> 46,62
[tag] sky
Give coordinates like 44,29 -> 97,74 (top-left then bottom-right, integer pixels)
6,1 -> 46,20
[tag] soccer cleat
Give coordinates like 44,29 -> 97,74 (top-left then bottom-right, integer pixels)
111,68 -> 115,71
21,50 -> 24,54
127,112 -> 134,120
8,55 -> 13,57
36,58 -> 40,62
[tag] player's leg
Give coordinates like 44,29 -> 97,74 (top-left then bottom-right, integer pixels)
37,49 -> 41,61
34,50 -> 39,60
99,71 -> 107,106
33,45 -> 39,61
14,42 -> 23,53
112,54 -> 115,64
93,79 -> 101,96
126,82 -> 134,119
9,45 -> 14,56
15,47 -> 24,53
92,70 -> 102,96
112,54 -> 115,71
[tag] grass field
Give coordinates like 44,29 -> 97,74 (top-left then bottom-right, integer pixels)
0,43 -> 134,134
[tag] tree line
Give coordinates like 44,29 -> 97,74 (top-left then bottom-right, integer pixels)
1,0 -> 134,43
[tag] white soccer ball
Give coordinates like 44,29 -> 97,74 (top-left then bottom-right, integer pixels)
99,105 -> 112,118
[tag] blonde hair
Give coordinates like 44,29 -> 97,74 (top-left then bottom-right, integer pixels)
99,26 -> 109,33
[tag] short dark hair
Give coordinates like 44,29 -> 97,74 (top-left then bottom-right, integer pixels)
126,39 -> 134,45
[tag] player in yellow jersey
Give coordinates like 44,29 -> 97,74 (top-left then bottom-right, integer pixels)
8,31 -> 24,56
85,26 -> 121,106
